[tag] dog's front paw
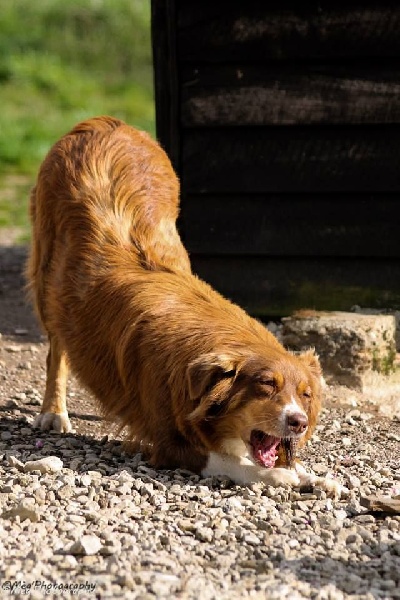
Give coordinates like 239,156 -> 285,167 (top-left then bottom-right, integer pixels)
313,476 -> 348,500
33,412 -> 72,433
261,467 -> 301,488
294,463 -> 347,499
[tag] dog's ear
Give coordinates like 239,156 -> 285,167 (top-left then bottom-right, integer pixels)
298,348 -> 324,385
187,352 -> 238,401
298,348 -> 323,440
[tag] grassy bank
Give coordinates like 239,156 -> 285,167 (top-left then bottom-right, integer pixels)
0,0 -> 154,240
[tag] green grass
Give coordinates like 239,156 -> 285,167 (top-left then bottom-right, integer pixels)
0,0 -> 154,241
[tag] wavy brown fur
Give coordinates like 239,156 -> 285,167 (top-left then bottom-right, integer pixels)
27,116 -> 322,474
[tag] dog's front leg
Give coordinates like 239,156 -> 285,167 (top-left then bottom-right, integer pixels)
33,334 -> 72,433
202,453 -> 345,498
202,452 -> 301,487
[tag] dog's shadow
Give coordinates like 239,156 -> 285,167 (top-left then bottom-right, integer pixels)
269,550 -> 399,598
0,414 -> 217,490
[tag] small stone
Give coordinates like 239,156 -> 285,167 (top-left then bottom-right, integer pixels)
223,497 -> 243,511
7,455 -> 24,469
1,432 -> 12,441
80,475 -> 92,487
354,514 -> 376,524
100,543 -> 120,556
347,474 -> 361,489
333,509 -> 348,521
34,487 -> 46,505
379,467 -> 392,477
65,514 -> 86,525
243,533 -> 260,545
24,456 -> 63,474
27,397 -> 41,406
266,322 -> 279,334
116,574 -> 135,590
69,458 -> 82,470
17,361 -> 32,370
195,527 -> 213,543
1,484 -> 13,493
342,438 -> 352,447
319,515 -> 343,532
58,555 -> 78,569
312,464 -> 329,476
2,500 -> 40,522
67,535 -> 103,556
5,345 -> 22,353
346,533 -> 363,545
347,409 -> 362,420
5,399 -> 19,409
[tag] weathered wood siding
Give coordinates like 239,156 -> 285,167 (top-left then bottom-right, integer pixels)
152,1 -> 400,315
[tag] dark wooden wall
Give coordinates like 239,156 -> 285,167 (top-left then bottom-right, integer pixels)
151,0 -> 400,316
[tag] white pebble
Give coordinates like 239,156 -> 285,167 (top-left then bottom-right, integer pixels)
67,535 -> 103,556
24,456 -> 64,474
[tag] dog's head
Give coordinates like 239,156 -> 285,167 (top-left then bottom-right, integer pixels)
187,347 -> 323,468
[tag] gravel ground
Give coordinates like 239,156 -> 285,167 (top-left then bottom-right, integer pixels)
0,245 -> 399,600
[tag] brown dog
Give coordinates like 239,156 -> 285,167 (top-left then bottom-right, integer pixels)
27,116 -> 341,494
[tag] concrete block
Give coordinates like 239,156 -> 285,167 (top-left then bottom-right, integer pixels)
351,306 -> 400,350
282,310 -> 396,389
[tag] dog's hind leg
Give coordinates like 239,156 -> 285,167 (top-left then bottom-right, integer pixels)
34,334 -> 72,433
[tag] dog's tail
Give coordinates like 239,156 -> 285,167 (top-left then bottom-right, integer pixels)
25,184 -> 50,328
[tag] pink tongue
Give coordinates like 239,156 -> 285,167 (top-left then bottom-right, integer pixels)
251,433 -> 281,468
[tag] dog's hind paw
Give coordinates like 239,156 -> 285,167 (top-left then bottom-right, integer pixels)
33,412 -> 72,433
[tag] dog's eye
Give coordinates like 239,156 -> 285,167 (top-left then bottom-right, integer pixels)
303,389 -> 312,399
256,379 -> 276,395
258,379 -> 275,387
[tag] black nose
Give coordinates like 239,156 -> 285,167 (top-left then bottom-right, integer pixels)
287,412 -> 308,434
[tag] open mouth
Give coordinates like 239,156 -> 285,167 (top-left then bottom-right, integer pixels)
249,430 -> 297,468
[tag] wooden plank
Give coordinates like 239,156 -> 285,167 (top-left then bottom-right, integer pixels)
182,128 -> 400,193
182,65 -> 400,126
360,495 -> 400,514
189,256 -> 400,316
151,0 -> 180,170
180,194 -> 400,258
177,1 -> 400,62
